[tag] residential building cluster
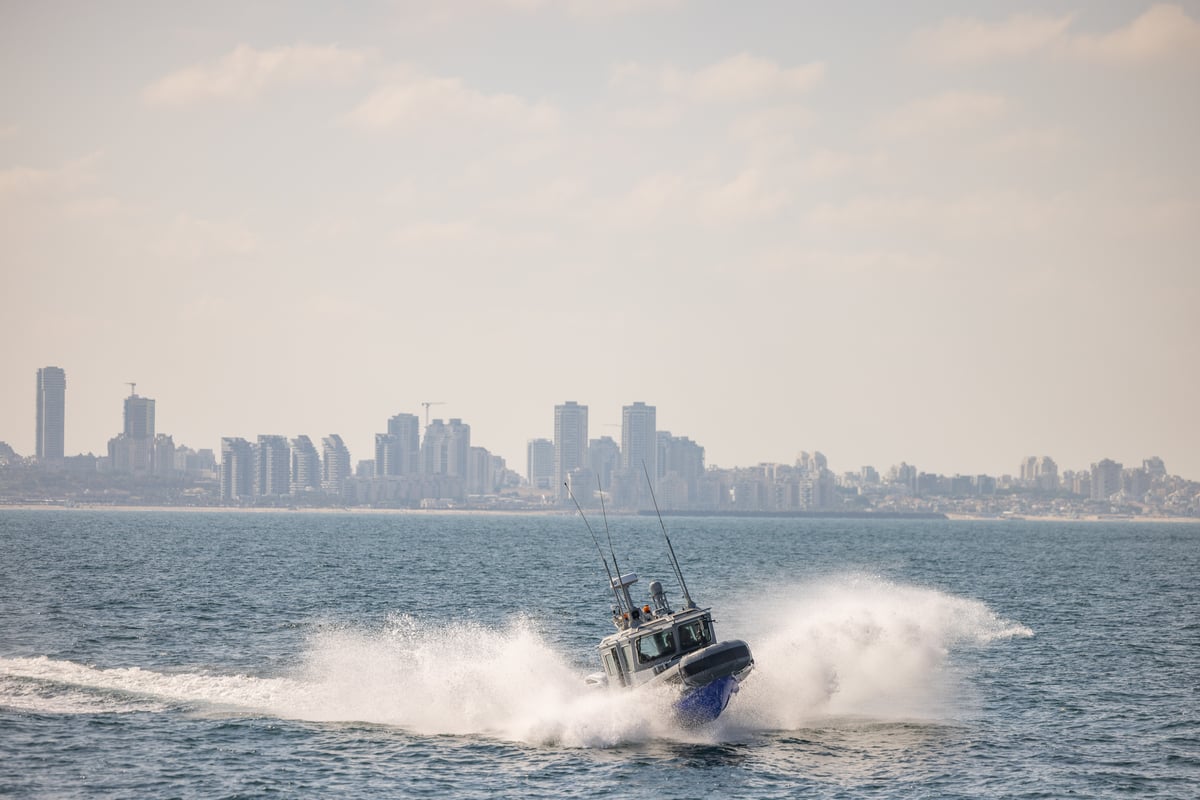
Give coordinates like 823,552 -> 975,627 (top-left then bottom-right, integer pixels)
3,366 -> 1198,518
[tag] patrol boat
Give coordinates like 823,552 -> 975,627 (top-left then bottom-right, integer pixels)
571,476 -> 754,726
589,571 -> 754,725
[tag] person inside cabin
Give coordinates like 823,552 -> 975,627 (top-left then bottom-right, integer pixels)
636,630 -> 675,663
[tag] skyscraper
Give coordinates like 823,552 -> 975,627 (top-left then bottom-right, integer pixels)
527,438 -> 554,489
1090,459 -> 1123,501
256,435 -> 291,496
388,413 -> 421,475
220,437 -> 255,502
322,435 -> 351,496
554,401 -> 588,499
587,436 -> 620,491
621,401 -> 657,478
421,418 -> 470,477
124,393 -> 155,439
290,436 -> 322,493
109,388 -> 157,473
35,366 -> 66,462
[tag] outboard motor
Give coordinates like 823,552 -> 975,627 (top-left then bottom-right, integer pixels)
649,580 -> 672,614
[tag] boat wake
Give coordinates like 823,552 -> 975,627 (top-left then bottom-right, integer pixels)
0,575 -> 1030,746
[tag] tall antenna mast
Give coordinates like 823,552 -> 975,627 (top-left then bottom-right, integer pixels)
566,482 -> 625,613
643,460 -> 695,609
597,474 -> 622,594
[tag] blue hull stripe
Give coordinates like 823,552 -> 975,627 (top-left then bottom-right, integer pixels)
673,675 -> 739,725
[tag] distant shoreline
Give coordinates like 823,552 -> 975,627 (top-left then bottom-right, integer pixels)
0,503 -> 1196,523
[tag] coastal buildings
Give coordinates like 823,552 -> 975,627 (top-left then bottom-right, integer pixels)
256,435 -> 291,497
554,401 -> 588,500
421,418 -> 470,477
6,369 -> 1199,516
108,388 -> 158,474
35,366 -> 66,463
321,435 -> 351,496
617,401 -> 657,507
526,438 -> 553,490
1091,459 -> 1123,501
290,436 -> 321,493
220,437 -> 254,501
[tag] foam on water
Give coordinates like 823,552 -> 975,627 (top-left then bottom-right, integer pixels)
727,575 -> 1033,729
0,575 -> 1030,747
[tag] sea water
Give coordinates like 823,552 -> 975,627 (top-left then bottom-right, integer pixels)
0,510 -> 1197,798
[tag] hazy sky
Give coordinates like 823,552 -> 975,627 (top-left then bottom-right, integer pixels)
2,1 -> 1198,480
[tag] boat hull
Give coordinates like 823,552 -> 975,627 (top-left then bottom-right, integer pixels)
674,674 -> 740,726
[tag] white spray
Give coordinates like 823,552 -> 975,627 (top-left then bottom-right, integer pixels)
0,575 -> 1031,746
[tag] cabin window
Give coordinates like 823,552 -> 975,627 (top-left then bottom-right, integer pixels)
677,619 -> 712,653
636,630 -> 676,664
602,649 -> 625,685
620,645 -> 634,672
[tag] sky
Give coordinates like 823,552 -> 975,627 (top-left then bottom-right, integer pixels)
2,0 -> 1198,480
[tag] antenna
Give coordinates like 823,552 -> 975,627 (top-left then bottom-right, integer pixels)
597,474 -> 622,593
421,401 -> 446,427
643,460 -> 695,609
566,482 -> 625,614
126,382 -> 136,396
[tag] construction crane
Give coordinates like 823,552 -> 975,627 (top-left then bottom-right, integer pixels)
126,382 -> 136,396
421,401 -> 446,427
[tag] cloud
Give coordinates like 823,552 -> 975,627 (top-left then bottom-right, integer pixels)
345,69 -> 559,132
392,220 -> 477,247
153,214 -> 260,260
696,168 -> 788,223
909,4 -> 1200,66
520,0 -> 682,17
1069,4 -> 1200,64
0,154 -> 99,205
796,148 -> 890,180
144,43 -> 370,106
805,192 -> 1063,239
909,13 -> 1074,64
613,53 -> 825,103
978,127 -> 1067,156
879,90 -> 1008,138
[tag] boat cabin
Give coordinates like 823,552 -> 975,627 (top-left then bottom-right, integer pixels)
597,572 -> 718,688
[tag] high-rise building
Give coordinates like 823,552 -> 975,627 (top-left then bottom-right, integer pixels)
554,401 -> 588,500
587,436 -> 620,491
1036,456 -> 1059,492
1143,456 -> 1167,478
220,437 -> 255,502
659,432 -> 705,497
466,446 -> 497,495
35,366 -> 66,462
124,393 -> 155,439
388,413 -> 421,475
527,438 -> 554,489
290,436 -> 322,493
256,435 -> 291,496
109,388 -> 157,473
619,401 -> 657,507
1090,458 -> 1123,501
322,435 -> 352,496
375,433 -> 399,476
421,418 -> 470,477
152,434 -> 175,478
621,401 -> 657,477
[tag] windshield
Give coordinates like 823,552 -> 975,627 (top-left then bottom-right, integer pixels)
635,629 -> 676,663
677,619 -> 712,652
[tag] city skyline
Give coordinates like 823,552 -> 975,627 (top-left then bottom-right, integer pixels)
2,3 -> 1197,480
6,365 -> 1194,487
